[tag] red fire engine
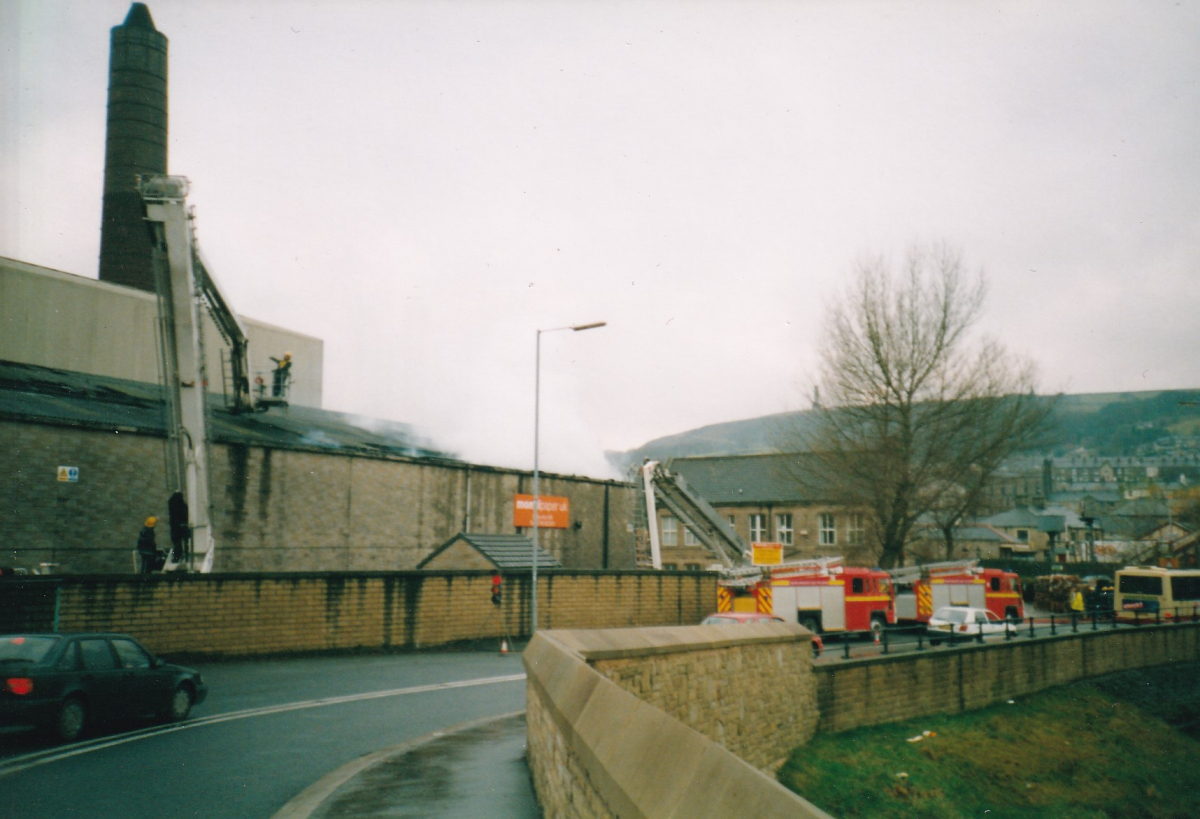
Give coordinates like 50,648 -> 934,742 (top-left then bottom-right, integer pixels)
889,561 -> 1024,623
718,557 -> 896,638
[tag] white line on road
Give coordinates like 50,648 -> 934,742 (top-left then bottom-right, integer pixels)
0,672 -> 527,778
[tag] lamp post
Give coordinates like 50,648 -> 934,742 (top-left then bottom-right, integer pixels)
532,321 -> 606,635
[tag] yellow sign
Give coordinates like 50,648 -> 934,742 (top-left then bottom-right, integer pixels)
752,542 -> 784,566
57,466 -> 79,483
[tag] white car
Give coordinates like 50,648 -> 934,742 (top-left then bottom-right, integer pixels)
926,606 -> 1016,645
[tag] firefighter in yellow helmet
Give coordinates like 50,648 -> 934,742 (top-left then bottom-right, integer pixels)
137,516 -> 159,575
270,351 -> 293,398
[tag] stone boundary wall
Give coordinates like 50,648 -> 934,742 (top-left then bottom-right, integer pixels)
815,623 -> 1200,734
523,626 -> 832,819
0,570 -> 717,658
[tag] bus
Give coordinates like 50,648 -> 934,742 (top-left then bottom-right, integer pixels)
1113,566 -> 1200,623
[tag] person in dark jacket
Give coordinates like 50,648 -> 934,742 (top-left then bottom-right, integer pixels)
137,517 -> 159,575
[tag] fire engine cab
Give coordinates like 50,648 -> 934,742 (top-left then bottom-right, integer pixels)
889,560 -> 1024,623
718,557 -> 896,639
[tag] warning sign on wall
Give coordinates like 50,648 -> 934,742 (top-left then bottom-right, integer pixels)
57,466 -> 79,483
514,494 -> 570,529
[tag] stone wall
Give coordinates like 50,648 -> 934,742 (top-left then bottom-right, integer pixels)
815,623 -> 1200,734
0,570 -> 717,658
523,626 -> 832,818
591,637 -> 818,770
1,419 -> 637,574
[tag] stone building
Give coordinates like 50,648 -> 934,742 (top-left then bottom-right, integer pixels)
651,453 -> 874,568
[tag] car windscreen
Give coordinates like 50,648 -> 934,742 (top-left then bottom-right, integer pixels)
934,609 -> 969,624
0,635 -> 59,663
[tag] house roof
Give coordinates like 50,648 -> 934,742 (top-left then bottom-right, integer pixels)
665,453 -> 835,505
417,533 -> 562,570
916,525 -> 1021,544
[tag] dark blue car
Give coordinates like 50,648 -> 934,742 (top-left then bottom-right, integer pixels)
0,633 -> 207,742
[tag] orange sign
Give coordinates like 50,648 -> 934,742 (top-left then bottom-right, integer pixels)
513,494 -> 570,529
752,542 -> 784,566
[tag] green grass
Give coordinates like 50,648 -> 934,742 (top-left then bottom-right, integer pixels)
778,664 -> 1200,818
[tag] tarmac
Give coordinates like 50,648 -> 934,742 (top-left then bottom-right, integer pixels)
271,711 -> 539,819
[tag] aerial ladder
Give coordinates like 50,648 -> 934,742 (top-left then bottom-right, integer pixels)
138,174 -> 253,573
639,459 -> 747,569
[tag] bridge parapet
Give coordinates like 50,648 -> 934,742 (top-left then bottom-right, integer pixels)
523,624 -> 832,818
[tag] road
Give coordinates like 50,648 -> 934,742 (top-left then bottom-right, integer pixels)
0,651 -> 527,819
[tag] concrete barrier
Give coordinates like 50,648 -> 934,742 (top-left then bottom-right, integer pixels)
524,624 -> 833,818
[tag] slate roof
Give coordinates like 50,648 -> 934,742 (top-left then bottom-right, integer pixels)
417,533 -> 562,570
665,453 -> 836,505
916,525 -> 1021,544
0,359 -> 455,461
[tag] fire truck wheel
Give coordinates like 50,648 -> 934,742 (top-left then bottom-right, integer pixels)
1005,607 -> 1020,622
801,617 -> 820,635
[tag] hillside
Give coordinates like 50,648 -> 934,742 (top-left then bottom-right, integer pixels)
609,388 -> 1200,470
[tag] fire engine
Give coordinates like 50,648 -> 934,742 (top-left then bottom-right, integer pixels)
889,560 -> 1024,623
718,557 -> 896,638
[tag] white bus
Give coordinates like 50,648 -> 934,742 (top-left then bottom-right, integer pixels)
1113,566 -> 1200,623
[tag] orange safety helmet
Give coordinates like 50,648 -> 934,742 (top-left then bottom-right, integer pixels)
145,516 -> 157,527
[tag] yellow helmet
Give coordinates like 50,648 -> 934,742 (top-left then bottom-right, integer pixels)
284,352 -> 292,359
145,516 -> 157,527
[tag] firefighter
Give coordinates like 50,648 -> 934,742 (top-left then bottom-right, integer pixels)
270,352 -> 293,397
137,517 -> 159,575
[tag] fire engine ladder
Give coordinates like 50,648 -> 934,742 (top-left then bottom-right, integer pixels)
643,460 -> 747,568
769,556 -> 844,578
888,559 -> 980,585
718,564 -> 765,588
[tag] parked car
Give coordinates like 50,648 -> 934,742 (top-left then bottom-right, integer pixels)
0,633 -> 207,742
926,606 -> 1017,645
699,612 -> 825,657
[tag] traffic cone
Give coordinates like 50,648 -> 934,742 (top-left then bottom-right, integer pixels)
873,628 -> 881,645
500,638 -> 509,655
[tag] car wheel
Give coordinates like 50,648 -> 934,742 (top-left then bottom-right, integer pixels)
166,685 -> 193,722
801,617 -> 820,635
56,697 -> 86,742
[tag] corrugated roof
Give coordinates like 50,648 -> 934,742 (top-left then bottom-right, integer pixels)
0,359 -> 455,461
665,453 -> 835,505
418,533 -> 561,570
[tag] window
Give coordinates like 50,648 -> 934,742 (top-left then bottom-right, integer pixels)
662,563 -> 677,571
1016,529 -> 1029,542
662,515 -> 677,546
80,639 -> 116,671
685,563 -> 701,572
851,577 -> 864,594
819,514 -> 836,546
749,514 -> 767,543
990,577 -> 1000,592
112,638 -> 152,669
775,514 -> 794,546
684,527 -> 699,547
847,514 -> 865,546
727,515 -> 736,530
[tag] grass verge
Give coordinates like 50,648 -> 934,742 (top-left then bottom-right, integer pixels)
778,663 -> 1200,818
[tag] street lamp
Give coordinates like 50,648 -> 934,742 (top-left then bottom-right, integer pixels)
532,320 -> 606,635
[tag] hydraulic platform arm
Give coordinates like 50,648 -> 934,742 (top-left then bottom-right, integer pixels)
138,174 -> 242,573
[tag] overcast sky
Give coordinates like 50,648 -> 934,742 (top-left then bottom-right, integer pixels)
3,0 -> 1198,479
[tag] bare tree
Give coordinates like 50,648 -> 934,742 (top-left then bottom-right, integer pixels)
797,243 -> 1054,568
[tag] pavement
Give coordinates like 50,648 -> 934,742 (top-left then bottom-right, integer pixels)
272,711 -> 539,819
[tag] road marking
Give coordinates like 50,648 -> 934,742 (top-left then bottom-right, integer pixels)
0,672 -> 526,778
